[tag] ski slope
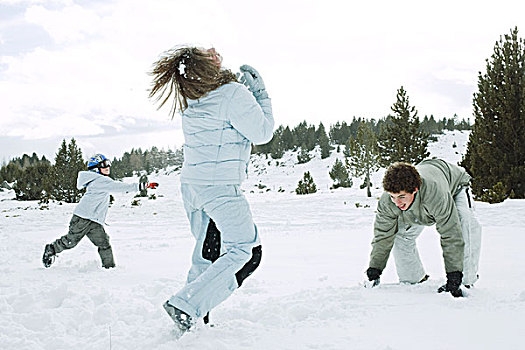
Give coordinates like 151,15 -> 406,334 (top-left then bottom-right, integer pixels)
1,130 -> 524,350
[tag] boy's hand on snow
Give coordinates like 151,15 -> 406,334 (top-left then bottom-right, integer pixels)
366,267 -> 382,281
239,64 -> 267,99
437,271 -> 463,297
364,267 -> 382,288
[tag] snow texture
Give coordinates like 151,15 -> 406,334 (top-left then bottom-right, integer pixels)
0,131 -> 524,349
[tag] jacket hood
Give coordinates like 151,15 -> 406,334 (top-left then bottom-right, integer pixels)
77,171 -> 101,189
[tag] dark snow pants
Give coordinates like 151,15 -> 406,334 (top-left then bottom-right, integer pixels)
51,215 -> 115,268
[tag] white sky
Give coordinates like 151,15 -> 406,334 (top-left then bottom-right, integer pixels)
1,0 -> 524,162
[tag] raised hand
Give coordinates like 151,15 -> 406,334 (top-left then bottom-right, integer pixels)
239,64 -> 267,99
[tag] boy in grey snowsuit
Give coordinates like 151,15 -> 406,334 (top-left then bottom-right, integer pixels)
42,154 -> 158,268
365,159 -> 482,297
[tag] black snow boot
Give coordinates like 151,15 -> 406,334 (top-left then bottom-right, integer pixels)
163,301 -> 194,338
42,244 -> 56,268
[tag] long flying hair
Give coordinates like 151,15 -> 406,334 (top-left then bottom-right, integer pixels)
149,46 -> 237,118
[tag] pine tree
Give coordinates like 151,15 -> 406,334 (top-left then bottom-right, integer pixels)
13,162 -> 52,200
348,117 -> 363,139
378,86 -> 429,167
52,139 -> 86,203
270,126 -> 286,159
427,115 -> 441,134
0,161 -> 22,183
293,121 -> 309,148
281,126 -> 295,151
329,158 -> 352,189
317,122 -> 332,159
295,171 -> 317,195
345,122 -> 381,197
129,149 -> 144,175
329,122 -> 342,144
143,149 -> 153,175
270,140 -> 285,159
445,117 -> 455,130
329,121 -> 352,145
305,125 -> 317,151
457,118 -> 471,131
167,148 -> 184,169
461,27 -> 525,200
120,151 -> 134,177
297,144 -> 311,164
13,160 -> 52,200
21,154 -> 31,168
110,157 -> 124,179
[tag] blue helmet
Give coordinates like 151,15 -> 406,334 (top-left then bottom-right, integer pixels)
87,154 -> 111,173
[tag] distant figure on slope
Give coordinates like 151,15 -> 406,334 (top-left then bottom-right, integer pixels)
149,46 -> 273,337
365,159 -> 482,297
42,153 -> 158,269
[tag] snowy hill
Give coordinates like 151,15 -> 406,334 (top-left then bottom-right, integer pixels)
1,130 -> 524,350
244,129 -> 470,196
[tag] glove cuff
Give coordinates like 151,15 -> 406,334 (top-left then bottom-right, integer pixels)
253,89 -> 268,100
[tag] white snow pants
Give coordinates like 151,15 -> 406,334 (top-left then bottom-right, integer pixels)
168,184 -> 260,318
392,187 -> 482,285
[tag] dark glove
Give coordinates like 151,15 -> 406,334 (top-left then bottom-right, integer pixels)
437,271 -> 463,297
365,267 -> 382,288
239,64 -> 268,100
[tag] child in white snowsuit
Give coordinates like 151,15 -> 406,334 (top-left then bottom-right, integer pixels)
42,154 -> 158,268
149,46 -> 274,336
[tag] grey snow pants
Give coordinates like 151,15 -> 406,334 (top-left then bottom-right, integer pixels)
392,187 -> 482,286
51,215 -> 115,267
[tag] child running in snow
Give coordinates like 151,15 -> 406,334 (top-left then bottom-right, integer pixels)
149,46 -> 274,337
42,153 -> 158,269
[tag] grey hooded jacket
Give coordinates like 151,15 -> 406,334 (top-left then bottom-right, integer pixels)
73,171 -> 138,225
369,159 -> 472,273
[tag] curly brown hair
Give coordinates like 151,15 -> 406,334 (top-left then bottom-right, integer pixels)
149,46 -> 237,118
382,162 -> 422,194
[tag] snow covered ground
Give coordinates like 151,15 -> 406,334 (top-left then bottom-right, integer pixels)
1,130 -> 524,349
